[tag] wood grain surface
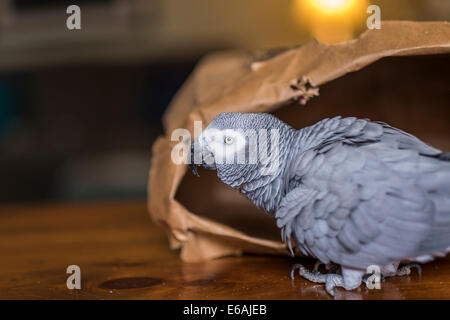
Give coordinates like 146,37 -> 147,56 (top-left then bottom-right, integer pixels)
1,201 -> 449,300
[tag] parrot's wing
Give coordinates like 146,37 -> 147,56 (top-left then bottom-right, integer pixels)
276,131 -> 448,269
298,116 -> 442,157
375,121 -> 442,156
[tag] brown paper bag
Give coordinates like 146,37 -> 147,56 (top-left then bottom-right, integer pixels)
148,21 -> 450,262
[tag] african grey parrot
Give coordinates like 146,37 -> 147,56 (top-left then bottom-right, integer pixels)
189,112 -> 450,296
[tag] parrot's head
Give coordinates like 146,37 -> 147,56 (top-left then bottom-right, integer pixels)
189,112 -> 295,190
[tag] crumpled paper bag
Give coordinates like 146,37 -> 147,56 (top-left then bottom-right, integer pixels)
148,21 -> 450,262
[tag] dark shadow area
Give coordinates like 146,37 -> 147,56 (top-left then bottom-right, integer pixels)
0,60 -> 198,203
276,54 -> 450,151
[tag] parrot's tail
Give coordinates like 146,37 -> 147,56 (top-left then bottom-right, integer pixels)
415,193 -> 450,258
414,152 -> 450,256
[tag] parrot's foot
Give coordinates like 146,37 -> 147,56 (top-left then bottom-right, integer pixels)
390,263 -> 422,277
313,261 -> 340,274
291,263 -> 359,297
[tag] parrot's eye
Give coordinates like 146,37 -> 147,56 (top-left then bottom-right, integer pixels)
224,136 -> 233,145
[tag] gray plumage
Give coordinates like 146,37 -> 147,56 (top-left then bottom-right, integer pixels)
189,112 -> 450,294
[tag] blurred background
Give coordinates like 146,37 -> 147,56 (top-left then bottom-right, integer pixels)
0,0 -> 448,203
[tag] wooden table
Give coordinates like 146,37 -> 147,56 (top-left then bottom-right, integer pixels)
1,201 -> 449,299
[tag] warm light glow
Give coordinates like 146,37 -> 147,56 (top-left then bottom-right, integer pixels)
292,0 -> 369,43
308,0 -> 357,15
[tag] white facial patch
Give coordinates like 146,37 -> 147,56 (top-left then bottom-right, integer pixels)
200,128 -> 247,164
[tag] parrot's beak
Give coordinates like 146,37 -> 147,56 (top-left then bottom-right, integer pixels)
189,142 -> 200,177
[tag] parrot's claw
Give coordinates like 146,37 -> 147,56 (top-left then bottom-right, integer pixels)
362,262 -> 421,285
392,263 -> 422,277
290,263 -> 344,297
325,274 -> 344,297
290,263 -> 326,282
